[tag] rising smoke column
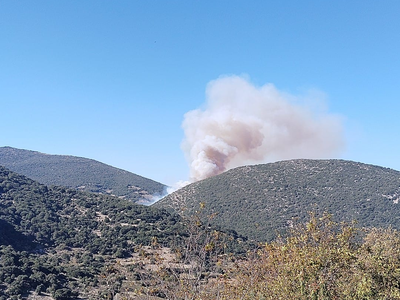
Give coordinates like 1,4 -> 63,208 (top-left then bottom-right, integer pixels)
182,76 -> 344,182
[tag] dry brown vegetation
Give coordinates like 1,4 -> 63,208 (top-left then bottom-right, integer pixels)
106,211 -> 400,300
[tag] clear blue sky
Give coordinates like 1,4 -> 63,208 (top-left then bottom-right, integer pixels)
1,1 -> 399,185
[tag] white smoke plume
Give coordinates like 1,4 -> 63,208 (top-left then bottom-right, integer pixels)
182,75 -> 344,182
148,180 -> 191,205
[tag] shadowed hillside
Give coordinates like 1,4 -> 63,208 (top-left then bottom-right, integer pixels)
0,146 -> 166,204
155,159 -> 400,241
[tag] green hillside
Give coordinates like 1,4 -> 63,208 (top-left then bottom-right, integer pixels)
0,146 -> 166,204
2,162 -> 400,299
0,165 -> 183,299
0,166 -> 247,299
155,159 -> 400,241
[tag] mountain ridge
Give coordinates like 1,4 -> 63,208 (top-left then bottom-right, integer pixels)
0,146 -> 166,204
154,159 -> 400,241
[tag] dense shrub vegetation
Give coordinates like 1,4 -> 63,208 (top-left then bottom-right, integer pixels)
148,213 -> 400,300
156,159 -> 400,241
2,161 -> 400,299
0,166 -> 247,299
0,165 -> 182,298
216,214 -> 400,299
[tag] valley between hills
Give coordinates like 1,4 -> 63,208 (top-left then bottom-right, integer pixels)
1,146 -> 400,299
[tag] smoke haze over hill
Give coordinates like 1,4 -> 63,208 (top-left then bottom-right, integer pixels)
182,76 -> 345,182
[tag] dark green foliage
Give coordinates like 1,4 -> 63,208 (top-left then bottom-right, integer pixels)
0,245 -> 69,298
155,159 -> 400,241
0,165 -> 184,298
0,146 -> 166,203
52,288 -> 75,300
0,165 -> 247,299
0,165 -> 186,250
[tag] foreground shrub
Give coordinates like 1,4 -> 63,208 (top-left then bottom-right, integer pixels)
211,213 -> 400,300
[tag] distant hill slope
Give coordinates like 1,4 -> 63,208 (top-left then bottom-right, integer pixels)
0,146 -> 166,203
155,159 -> 400,241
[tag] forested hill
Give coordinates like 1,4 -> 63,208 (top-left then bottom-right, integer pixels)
0,146 -> 166,204
0,166 -> 248,299
0,165 -> 183,299
155,159 -> 400,241
0,165 -> 183,252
